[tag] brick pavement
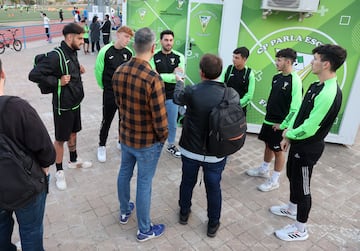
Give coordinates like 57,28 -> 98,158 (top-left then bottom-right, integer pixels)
1,37 -> 359,250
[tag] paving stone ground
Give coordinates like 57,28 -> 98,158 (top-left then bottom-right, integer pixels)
2,37 -> 359,250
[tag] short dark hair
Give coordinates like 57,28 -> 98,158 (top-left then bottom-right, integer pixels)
133,27 -> 155,54
276,48 -> 297,63
312,44 -> 347,72
62,23 -> 84,36
160,29 -> 174,40
199,54 -> 223,80
233,47 -> 249,59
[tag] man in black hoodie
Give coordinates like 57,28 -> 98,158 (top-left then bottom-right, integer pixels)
29,23 -> 92,192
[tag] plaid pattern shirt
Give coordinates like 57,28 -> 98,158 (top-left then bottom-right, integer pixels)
112,57 -> 168,148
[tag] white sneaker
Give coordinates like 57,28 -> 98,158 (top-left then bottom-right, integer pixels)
275,224 -> 309,241
97,146 -> 106,162
68,158 -> 93,169
270,204 -> 297,220
246,167 -> 270,178
257,179 -> 279,192
55,170 -> 67,190
117,142 -> 121,151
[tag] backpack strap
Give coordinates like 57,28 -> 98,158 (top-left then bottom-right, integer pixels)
53,47 -> 68,115
225,65 -> 234,83
243,66 -> 251,82
0,96 -> 13,132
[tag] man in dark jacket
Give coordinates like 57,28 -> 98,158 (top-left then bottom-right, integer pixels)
101,14 -> 112,45
29,23 -> 92,192
173,54 -> 238,238
0,58 -> 56,251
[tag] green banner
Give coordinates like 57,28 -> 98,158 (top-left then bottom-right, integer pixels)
239,0 -> 360,134
185,2 -> 223,84
126,0 -> 188,54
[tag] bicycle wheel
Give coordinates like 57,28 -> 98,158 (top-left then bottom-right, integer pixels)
13,39 -> 22,52
0,42 -> 5,54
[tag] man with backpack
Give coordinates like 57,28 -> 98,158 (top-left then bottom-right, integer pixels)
173,54 -> 241,237
221,46 -> 255,114
29,23 -> 92,191
0,58 -> 56,250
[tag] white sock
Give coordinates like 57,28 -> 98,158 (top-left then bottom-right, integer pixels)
288,202 -> 297,214
295,221 -> 306,233
271,171 -> 281,183
260,161 -> 271,172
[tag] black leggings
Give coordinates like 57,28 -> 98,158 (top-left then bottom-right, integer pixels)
287,143 -> 324,223
91,41 -> 100,52
99,90 -> 119,146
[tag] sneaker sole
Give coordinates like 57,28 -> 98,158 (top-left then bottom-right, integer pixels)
270,207 -> 297,220
275,231 -> 309,241
137,231 -> 164,242
246,171 -> 270,179
257,183 -> 280,192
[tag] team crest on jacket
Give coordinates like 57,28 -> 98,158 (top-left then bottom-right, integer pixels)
170,58 -> 175,65
282,82 -> 289,90
123,54 -> 128,61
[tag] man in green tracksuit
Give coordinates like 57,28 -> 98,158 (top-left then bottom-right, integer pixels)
247,48 -> 303,192
270,44 -> 347,242
95,26 -> 134,162
221,46 -> 255,115
150,30 -> 185,158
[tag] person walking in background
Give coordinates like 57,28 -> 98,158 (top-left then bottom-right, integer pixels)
221,46 -> 255,115
112,27 -> 168,242
173,54 -> 237,237
101,14 -> 112,45
246,48 -> 302,192
59,8 -> 64,22
90,15 -> 101,54
41,12 -> 51,43
0,58 -> 56,251
29,23 -> 92,191
81,19 -> 90,54
150,29 -> 184,158
271,44 -> 346,241
95,26 -> 134,162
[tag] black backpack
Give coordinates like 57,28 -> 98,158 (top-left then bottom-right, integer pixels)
32,47 -> 68,94
207,87 -> 247,158
0,96 -> 47,210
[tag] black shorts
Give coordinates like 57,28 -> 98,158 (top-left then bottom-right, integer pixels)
84,38 -> 89,44
53,107 -> 82,141
258,123 -> 283,152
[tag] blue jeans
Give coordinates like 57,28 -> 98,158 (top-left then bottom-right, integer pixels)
165,99 -> 178,145
117,142 -> 163,233
0,191 -> 47,251
179,156 -> 226,224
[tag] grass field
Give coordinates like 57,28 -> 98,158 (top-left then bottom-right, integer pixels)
0,5 -> 85,23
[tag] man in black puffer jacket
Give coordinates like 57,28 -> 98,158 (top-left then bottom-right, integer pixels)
173,53 -> 239,238
29,23 -> 92,192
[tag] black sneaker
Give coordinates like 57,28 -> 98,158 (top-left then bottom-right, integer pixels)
179,210 -> 191,225
207,222 -> 220,237
166,144 -> 181,158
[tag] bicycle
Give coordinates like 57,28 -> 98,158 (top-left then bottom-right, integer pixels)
0,29 -> 23,54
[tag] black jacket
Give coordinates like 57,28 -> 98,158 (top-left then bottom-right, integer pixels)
29,41 -> 84,110
173,80 -> 239,155
1,96 -> 56,168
